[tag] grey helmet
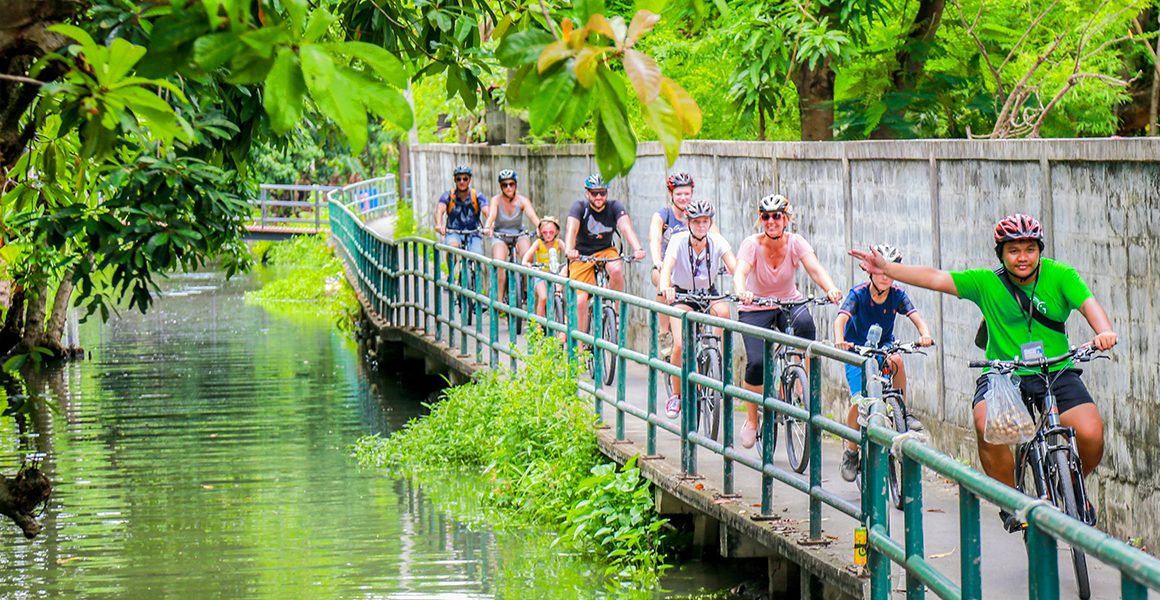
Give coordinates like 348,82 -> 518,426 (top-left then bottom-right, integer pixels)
452,165 -> 473,177
684,199 -> 715,220
872,244 -> 903,263
497,169 -> 517,183
757,193 -> 791,215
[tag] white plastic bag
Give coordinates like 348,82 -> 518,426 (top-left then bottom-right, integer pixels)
983,372 -> 1036,445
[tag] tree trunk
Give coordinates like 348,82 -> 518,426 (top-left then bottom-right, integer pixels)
1151,31 -> 1159,136
0,288 -> 25,356
18,283 -> 48,353
0,0 -> 76,171
758,108 -> 766,141
43,267 -> 74,354
870,0 -> 946,139
792,59 -> 836,141
0,467 -> 52,538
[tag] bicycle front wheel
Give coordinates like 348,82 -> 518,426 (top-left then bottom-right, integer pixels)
697,345 -> 723,442
886,395 -> 907,510
601,305 -> 618,386
782,364 -> 810,473
1051,450 -> 1091,599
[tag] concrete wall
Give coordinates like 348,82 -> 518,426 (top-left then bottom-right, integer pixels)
410,139 -> 1160,551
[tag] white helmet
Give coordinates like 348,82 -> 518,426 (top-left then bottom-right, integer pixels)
758,194 -> 791,215
872,244 -> 903,263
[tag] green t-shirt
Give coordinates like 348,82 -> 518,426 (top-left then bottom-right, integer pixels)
950,258 -> 1092,371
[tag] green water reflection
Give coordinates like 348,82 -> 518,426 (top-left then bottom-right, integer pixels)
0,270 -> 741,599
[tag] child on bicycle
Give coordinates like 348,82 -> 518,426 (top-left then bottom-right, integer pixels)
657,200 -> 737,419
521,216 -> 566,319
850,214 -> 1116,531
833,244 -> 934,483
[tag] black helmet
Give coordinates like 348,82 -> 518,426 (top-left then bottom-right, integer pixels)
666,172 -> 694,191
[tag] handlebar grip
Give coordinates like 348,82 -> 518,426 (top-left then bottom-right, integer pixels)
968,360 -> 990,368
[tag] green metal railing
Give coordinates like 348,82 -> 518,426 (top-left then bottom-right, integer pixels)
327,181 -> 1160,600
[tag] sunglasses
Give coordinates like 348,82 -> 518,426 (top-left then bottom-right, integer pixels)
501,181 -> 516,188
588,190 -> 608,198
760,212 -> 786,222
455,176 -> 471,182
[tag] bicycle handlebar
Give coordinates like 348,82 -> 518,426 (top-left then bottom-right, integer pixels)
852,340 -> 934,357
446,228 -> 481,235
968,345 -> 1104,371
574,254 -> 638,264
750,296 -> 829,308
672,291 -> 733,303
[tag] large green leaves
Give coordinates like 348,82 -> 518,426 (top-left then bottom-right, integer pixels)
264,48 -> 307,133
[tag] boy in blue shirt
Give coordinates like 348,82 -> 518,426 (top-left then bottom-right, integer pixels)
834,244 -> 934,482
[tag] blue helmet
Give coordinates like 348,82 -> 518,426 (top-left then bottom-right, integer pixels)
584,174 -> 607,190
452,165 -> 472,177
497,169 -> 517,183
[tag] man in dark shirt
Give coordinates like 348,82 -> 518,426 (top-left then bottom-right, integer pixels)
563,174 -> 647,335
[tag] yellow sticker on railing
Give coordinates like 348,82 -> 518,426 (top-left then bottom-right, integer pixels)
854,526 -> 868,565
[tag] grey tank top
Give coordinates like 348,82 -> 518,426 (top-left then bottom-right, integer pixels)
494,198 -> 525,233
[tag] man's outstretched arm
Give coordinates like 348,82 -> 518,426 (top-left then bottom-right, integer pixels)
849,247 -> 959,297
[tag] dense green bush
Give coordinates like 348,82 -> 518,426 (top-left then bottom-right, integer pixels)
244,235 -> 359,329
353,330 -> 671,586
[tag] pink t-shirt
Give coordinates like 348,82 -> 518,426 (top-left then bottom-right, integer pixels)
736,233 -> 814,311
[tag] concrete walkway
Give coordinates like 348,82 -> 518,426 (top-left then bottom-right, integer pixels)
356,229 -> 1151,599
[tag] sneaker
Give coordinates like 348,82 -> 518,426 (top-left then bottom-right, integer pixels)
840,449 -> 861,482
739,420 -> 758,449
904,414 -> 924,431
658,331 -> 674,357
1000,509 -> 1027,533
664,394 -> 680,419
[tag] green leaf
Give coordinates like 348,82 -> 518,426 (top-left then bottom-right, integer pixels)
194,33 -> 242,71
313,66 -> 369,153
264,48 -> 307,133
330,41 -> 407,88
558,86 -> 593,132
283,0 -> 309,38
574,0 -> 606,24
304,8 -> 337,43
593,67 -> 637,176
47,24 -> 97,52
642,95 -> 680,165
529,71 -> 576,134
496,30 -> 555,68
99,38 -> 148,85
622,49 -> 660,103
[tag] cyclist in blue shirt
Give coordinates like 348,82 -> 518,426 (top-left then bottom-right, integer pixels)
833,244 -> 933,482
434,165 -> 489,254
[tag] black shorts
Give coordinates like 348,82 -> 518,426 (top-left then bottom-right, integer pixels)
738,306 -> 816,386
672,286 -> 719,312
972,368 -> 1094,415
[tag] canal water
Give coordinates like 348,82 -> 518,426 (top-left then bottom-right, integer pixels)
0,269 -> 748,598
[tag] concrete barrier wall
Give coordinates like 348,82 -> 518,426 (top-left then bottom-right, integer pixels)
410,139 -> 1160,550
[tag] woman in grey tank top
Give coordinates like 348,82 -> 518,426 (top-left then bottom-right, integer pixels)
483,169 -> 542,304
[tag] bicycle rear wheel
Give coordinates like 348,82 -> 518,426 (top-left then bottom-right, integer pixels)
697,345 -> 723,442
601,305 -> 618,386
1051,450 -> 1091,599
782,364 -> 810,473
886,395 -> 907,510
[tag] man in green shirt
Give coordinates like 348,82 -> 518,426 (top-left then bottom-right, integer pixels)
850,213 -> 1117,531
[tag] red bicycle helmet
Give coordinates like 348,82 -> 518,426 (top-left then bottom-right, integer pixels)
666,172 -> 694,191
993,213 -> 1044,257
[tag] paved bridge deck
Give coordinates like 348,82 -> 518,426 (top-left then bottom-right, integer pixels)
357,215 -> 1143,599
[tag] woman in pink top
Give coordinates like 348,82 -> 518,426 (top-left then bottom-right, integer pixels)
732,193 -> 843,448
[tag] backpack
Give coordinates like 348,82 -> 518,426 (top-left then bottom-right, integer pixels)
447,188 -> 480,216
973,266 -> 1066,350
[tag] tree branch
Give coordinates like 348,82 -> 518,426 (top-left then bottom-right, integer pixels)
0,73 -> 44,86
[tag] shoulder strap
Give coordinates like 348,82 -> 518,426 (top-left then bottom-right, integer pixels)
447,189 -> 480,215
994,267 -> 1066,334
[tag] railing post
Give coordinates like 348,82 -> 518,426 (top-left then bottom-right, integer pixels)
760,339 -> 775,517
507,269 -> 517,371
260,186 -> 268,229
473,256 -> 484,364
808,355 -> 822,541
433,249 -> 442,343
903,448 -> 925,599
722,330 -> 735,496
647,310 -> 658,456
867,401 -> 890,600
565,283 -> 577,363
680,311 -> 695,475
592,292 -> 604,418
488,262 -> 499,369
959,485 -> 982,600
616,298 -> 627,441
1027,516 -> 1059,600
1122,575 -> 1148,599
